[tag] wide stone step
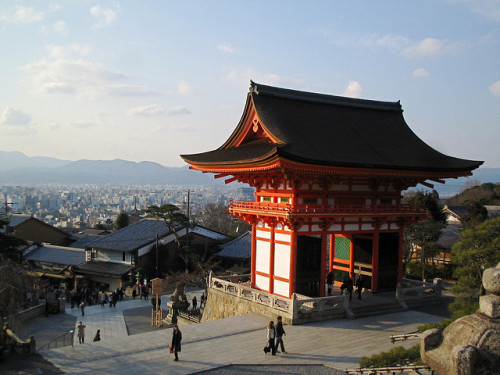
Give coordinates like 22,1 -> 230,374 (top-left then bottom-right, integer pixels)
350,301 -> 406,319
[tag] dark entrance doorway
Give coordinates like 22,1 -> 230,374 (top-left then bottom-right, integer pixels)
353,236 -> 372,290
378,233 -> 399,291
295,235 -> 322,297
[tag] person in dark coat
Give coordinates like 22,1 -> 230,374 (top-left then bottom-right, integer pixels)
275,315 -> 286,353
171,324 -> 182,361
192,296 -> 197,310
93,329 -> 101,342
355,275 -> 364,300
346,276 -> 354,301
326,272 -> 334,296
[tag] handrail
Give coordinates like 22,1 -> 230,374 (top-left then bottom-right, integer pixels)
37,330 -> 74,352
344,365 -> 433,374
230,200 -> 427,216
390,331 -> 420,343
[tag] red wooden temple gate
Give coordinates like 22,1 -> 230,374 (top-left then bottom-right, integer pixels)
181,81 -> 482,298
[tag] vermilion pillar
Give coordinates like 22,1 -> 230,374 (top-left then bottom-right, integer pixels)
349,234 -> 355,277
289,230 -> 298,296
251,224 -> 257,288
320,231 -> 327,297
269,226 -> 275,294
329,234 -> 335,272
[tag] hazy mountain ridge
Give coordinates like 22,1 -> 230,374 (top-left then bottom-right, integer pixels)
0,151 -> 498,191
0,151 -> 220,185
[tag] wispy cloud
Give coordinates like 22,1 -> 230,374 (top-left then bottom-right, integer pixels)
126,105 -> 166,116
457,0 -> 500,22
1,5 -> 44,23
489,81 -> 500,96
218,44 -> 236,53
178,80 -> 195,95
90,6 -> 116,28
0,107 -> 32,126
342,81 -> 363,98
53,21 -> 68,35
167,105 -> 191,116
412,68 -> 430,78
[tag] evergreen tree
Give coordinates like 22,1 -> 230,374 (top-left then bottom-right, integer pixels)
0,218 -> 26,262
114,211 -> 130,230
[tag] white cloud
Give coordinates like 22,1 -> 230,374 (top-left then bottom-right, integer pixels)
4,5 -> 44,23
71,120 -> 98,129
461,0 -> 500,22
342,81 -> 363,98
178,80 -> 195,95
47,44 -> 92,59
167,106 -> 191,116
412,68 -> 430,78
400,37 -> 462,58
126,105 -> 166,116
21,55 -> 134,99
90,6 -> 116,28
218,44 -> 236,53
0,108 -> 32,126
489,81 -> 500,96
53,21 -> 68,35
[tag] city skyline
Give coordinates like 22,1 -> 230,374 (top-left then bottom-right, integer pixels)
1,1 -> 499,168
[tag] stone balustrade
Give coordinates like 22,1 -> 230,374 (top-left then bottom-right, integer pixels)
396,278 -> 442,308
209,274 -> 346,324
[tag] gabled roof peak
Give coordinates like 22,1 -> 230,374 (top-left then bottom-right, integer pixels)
249,81 -> 402,112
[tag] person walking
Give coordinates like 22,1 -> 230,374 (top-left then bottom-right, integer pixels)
93,329 -> 101,342
200,292 -> 205,308
79,300 -> 86,316
192,296 -> 197,311
355,275 -> 364,300
171,324 -> 182,361
326,271 -> 334,296
266,321 -> 276,355
275,315 -> 286,353
100,291 -> 106,307
77,321 -> 86,344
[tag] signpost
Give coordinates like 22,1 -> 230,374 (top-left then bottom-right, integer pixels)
151,278 -> 164,327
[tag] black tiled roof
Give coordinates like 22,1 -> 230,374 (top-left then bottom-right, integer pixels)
182,82 -> 483,173
86,219 -> 179,252
76,260 -> 135,277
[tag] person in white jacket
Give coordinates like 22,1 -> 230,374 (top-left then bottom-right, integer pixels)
266,321 -> 276,355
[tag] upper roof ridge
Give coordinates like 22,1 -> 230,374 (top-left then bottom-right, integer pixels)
249,80 -> 402,112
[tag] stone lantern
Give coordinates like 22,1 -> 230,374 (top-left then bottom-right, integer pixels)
421,262 -> 500,375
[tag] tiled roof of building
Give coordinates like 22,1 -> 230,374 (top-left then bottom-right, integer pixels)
69,235 -> 100,249
76,260 -> 135,277
23,244 -> 85,265
182,82 -> 482,174
86,219 -> 177,252
215,231 -> 251,259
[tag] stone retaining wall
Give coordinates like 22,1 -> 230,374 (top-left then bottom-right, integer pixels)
202,288 -> 287,324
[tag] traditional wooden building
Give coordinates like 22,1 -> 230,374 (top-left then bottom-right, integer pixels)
181,82 -> 482,298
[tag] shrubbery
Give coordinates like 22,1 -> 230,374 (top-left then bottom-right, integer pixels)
360,344 -> 422,368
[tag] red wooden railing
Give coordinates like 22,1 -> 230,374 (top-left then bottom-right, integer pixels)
229,200 -> 426,216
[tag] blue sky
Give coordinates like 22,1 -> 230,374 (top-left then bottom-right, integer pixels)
1,0 -> 499,168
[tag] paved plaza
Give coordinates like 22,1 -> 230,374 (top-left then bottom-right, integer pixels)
3,289 -> 447,374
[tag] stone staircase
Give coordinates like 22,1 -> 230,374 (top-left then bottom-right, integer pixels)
349,299 -> 407,319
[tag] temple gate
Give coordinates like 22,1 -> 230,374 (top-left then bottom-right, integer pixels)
181,81 -> 482,298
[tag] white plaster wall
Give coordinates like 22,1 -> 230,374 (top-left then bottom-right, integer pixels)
255,274 -> 269,292
390,223 -> 399,230
344,224 -> 359,231
328,224 -> 342,231
256,229 -> 271,239
273,279 -> 289,297
275,232 -> 291,242
255,239 -> 270,274
274,243 -> 291,279
361,223 -> 374,230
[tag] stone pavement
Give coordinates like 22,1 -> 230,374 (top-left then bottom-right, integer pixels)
34,290 -> 444,375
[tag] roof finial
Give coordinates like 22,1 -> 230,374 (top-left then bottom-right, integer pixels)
249,80 -> 259,94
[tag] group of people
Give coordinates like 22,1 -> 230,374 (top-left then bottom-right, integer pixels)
340,275 -> 364,301
264,316 -> 286,356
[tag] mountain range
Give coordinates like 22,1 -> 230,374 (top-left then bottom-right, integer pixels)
0,151 -> 498,195
0,151 -> 221,185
